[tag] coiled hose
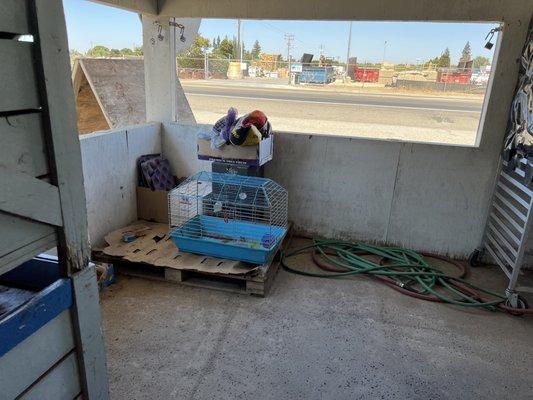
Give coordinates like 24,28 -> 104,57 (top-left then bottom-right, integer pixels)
280,239 -> 532,315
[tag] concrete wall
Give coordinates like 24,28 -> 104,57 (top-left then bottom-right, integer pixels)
268,133 -> 497,257
80,123 -> 161,246
161,122 -> 211,178
157,5 -> 531,260
85,0 -> 532,260
161,121 -> 499,259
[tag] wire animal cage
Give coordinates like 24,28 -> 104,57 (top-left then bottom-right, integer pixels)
168,171 -> 288,264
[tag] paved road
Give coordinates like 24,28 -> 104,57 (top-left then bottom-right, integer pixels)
182,82 -> 483,113
181,81 -> 484,145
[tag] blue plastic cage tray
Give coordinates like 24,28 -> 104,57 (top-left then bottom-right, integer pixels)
170,215 -> 287,264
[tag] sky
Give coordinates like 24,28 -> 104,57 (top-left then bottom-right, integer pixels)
63,0 -> 498,64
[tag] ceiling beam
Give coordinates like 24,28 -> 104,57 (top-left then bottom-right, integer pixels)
156,0 -> 530,23
89,0 -> 157,15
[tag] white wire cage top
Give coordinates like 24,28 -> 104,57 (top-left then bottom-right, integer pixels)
168,171 -> 288,251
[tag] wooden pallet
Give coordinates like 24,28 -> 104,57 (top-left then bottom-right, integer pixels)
91,224 -> 292,297
91,251 -> 280,297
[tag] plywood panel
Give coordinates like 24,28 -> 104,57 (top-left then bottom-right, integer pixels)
0,40 -> 39,112
0,168 -> 62,226
21,352 -> 81,400
80,58 -> 146,128
0,310 -> 75,399
0,113 -> 48,176
76,74 -> 110,134
0,0 -> 30,35
0,212 -> 57,276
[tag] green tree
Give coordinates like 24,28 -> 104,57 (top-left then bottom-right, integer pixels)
251,40 -> 261,60
232,36 -> 239,59
120,48 -> 134,56
428,56 -> 439,64
183,33 -> 210,58
70,48 -> 83,58
473,55 -> 490,67
177,33 -> 210,69
214,36 -> 234,59
212,35 -> 221,50
438,47 -> 451,67
132,46 -> 143,56
87,45 -> 110,57
460,41 -> 472,63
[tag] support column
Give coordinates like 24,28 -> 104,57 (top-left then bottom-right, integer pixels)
142,15 -> 197,124
142,15 -> 177,122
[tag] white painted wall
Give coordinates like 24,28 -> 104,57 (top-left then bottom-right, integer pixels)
80,123 -> 161,246
269,134 -> 498,258
78,111 -> 516,259
155,4 -> 531,260
161,122 -> 211,178
162,121 -> 499,259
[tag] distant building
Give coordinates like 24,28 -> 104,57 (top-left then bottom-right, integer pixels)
72,58 -> 194,134
72,58 -> 146,134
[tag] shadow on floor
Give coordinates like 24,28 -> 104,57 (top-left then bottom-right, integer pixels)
100,239 -> 533,400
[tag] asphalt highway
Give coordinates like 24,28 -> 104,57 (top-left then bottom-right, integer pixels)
182,82 -> 483,113
181,80 -> 484,145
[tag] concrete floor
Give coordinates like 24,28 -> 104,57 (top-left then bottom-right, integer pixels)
100,240 -> 533,400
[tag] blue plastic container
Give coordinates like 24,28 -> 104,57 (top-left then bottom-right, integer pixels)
170,215 -> 287,264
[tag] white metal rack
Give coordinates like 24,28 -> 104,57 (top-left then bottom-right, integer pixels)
475,157 -> 533,307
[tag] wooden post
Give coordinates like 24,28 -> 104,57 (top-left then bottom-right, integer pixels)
30,1 -> 110,398
32,0 -> 90,275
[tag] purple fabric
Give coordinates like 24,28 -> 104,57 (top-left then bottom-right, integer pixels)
139,155 -> 176,191
137,153 -> 160,187
222,107 -> 238,142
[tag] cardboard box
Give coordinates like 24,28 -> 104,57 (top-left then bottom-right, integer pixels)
197,136 -> 273,166
211,161 -> 264,177
136,186 -> 168,223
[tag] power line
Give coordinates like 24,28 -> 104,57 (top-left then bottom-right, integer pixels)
259,21 -> 313,47
284,33 -> 294,63
284,33 -> 294,83
345,22 -> 352,81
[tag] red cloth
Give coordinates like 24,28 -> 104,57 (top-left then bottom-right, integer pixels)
242,110 -> 267,130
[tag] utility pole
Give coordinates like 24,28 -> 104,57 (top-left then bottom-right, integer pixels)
237,19 -> 242,78
240,21 -> 244,62
204,49 -> 208,80
382,40 -> 387,65
345,22 -> 352,81
284,34 -> 294,84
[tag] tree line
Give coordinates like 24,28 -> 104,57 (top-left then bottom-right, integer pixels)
426,41 -> 490,68
70,45 -> 143,58
72,38 -> 491,71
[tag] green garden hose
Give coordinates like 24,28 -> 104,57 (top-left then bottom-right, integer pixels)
280,239 -> 531,315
